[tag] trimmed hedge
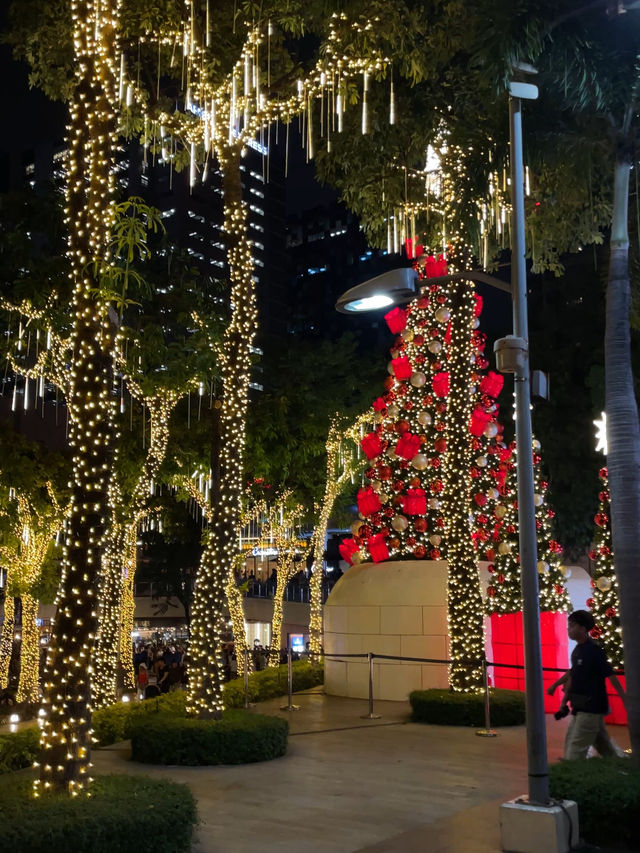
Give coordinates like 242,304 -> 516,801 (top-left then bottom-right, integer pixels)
92,690 -> 185,746
550,757 -> 640,849
92,661 -> 322,747
0,774 -> 197,853
409,688 -> 526,726
222,660 -> 324,708
0,725 -> 40,773
130,708 -> 288,765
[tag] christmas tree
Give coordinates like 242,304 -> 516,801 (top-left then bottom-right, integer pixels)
485,438 -> 571,613
340,255 -> 503,566
587,467 -> 623,667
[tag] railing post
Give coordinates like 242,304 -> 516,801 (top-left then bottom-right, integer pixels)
280,644 -> 300,711
476,657 -> 497,738
360,652 -> 381,720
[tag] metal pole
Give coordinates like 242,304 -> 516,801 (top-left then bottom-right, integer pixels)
509,94 -> 550,805
280,644 -> 300,711
243,648 -> 249,709
476,657 -> 497,737
360,652 -> 381,720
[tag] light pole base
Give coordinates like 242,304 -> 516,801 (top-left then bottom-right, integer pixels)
476,728 -> 497,738
280,704 -> 300,711
360,713 -> 381,720
500,798 -> 578,853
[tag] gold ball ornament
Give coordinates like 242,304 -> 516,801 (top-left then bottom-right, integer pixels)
532,439 -> 541,451
411,453 -> 429,470
371,480 -> 382,492
427,340 -> 442,354
379,493 -> 390,504
392,515 -> 409,532
350,521 -> 362,536
428,498 -> 440,510
429,534 -> 442,546
533,494 -> 543,507
387,404 -> 400,419
476,455 -> 488,468
488,488 -> 500,501
417,411 -> 432,427
401,328 -> 415,342
596,576 -> 612,592
410,371 -> 427,388
498,541 -> 512,555
352,552 -> 362,565
537,561 -> 549,574
484,422 -> 498,439
495,504 -> 508,519
559,565 -> 572,579
435,307 -> 451,324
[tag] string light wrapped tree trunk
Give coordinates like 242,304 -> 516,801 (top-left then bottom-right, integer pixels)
187,147 -> 257,718
35,0 -> 120,797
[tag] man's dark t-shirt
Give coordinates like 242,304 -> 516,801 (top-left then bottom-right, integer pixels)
569,639 -> 613,715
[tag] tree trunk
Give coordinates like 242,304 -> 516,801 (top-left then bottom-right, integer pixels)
187,147 -> 258,717
268,556 -> 294,668
0,594 -> 16,689
118,524 -> 138,690
16,593 -> 40,703
444,277 -> 485,692
92,524 -> 125,708
37,0 -> 118,795
605,155 -> 640,759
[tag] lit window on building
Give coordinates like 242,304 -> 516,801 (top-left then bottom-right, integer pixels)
307,266 -> 327,275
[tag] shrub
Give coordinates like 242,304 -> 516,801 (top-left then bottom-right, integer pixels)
0,725 -> 40,773
222,660 -> 324,708
129,709 -> 288,765
409,688 -> 526,726
549,757 -> 640,849
0,774 -> 197,853
92,691 -> 186,746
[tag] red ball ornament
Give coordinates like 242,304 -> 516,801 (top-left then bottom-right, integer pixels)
588,550 -> 597,561
485,548 -> 496,561
487,563 -> 495,574
434,438 -> 447,453
423,395 -> 434,406
414,518 -> 427,533
389,536 -> 401,549
435,517 -> 445,528
383,376 -> 395,390
598,490 -> 610,502
605,607 -> 617,618
594,512 -> 609,528
365,467 -> 376,480
378,465 -> 392,481
435,422 -> 445,432
436,402 -> 447,414
392,495 -> 404,507
487,586 -> 496,597
599,467 -> 608,479
406,536 -> 416,546
431,479 -> 444,493
413,545 -> 427,559
410,477 -> 421,487
404,400 -> 414,410
589,627 -> 602,639
415,354 -> 425,364
430,548 -> 441,559
586,597 -> 595,609
430,457 -> 441,468
384,507 -> 395,518
554,584 -> 564,595
497,574 -> 505,584
392,480 -> 405,492
436,294 -> 447,304
414,334 -> 425,346
417,297 -> 429,310
473,493 -> 488,507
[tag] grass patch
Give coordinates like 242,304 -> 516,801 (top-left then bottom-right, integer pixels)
409,687 -> 526,726
549,757 -> 640,850
130,708 -> 288,765
0,774 -> 197,853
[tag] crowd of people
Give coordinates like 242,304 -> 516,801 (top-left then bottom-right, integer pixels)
132,639 -> 308,697
133,643 -> 188,698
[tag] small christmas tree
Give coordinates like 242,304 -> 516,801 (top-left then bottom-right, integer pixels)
485,438 -> 571,612
587,467 -> 623,667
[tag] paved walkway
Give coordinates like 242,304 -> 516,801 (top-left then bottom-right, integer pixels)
90,688 -> 631,853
